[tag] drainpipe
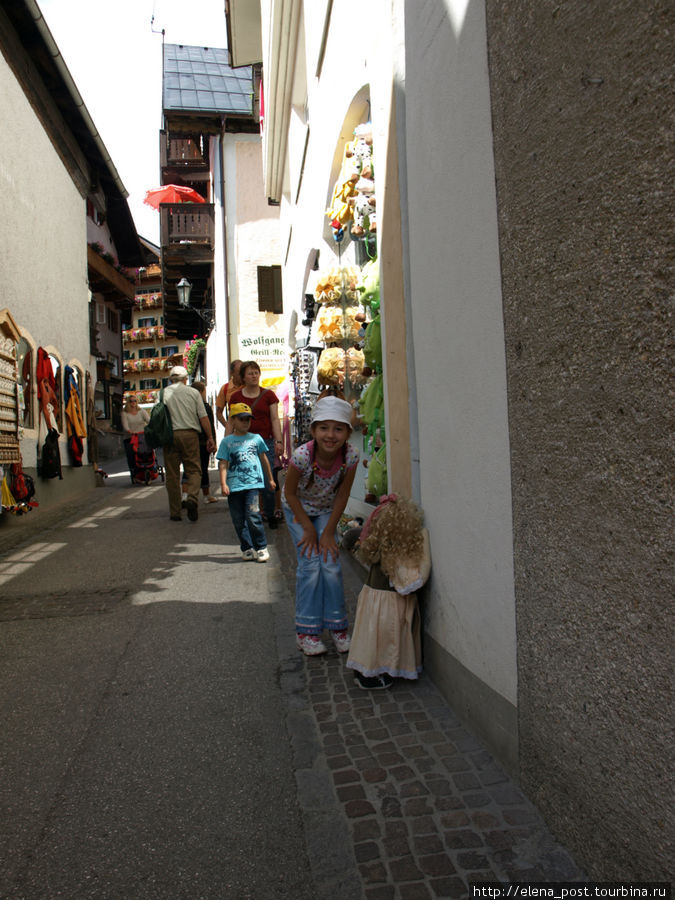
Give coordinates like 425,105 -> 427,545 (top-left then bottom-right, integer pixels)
219,118 -> 233,364
24,0 -> 129,199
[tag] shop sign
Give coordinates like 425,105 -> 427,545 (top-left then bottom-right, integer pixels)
238,334 -> 287,387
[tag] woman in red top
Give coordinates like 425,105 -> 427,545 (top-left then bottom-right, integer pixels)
226,360 -> 283,526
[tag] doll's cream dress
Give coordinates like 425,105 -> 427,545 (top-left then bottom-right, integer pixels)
347,529 -> 430,680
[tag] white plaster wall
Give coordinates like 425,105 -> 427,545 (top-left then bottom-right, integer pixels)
404,0 -> 517,704
0,52 -> 91,467
207,133 -> 283,430
208,133 -> 229,418
266,0 -> 517,705
279,1 -> 397,346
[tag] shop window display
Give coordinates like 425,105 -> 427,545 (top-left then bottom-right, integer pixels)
288,121 -> 386,502
322,122 -> 386,501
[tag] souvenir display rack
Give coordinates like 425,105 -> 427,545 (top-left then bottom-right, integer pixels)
0,310 -> 21,464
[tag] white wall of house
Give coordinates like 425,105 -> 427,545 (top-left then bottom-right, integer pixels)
0,51 -> 91,468
403,0 -> 518,724
208,132 -> 283,432
209,132 -> 229,417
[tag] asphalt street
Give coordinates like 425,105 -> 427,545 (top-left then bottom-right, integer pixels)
0,465 -> 316,899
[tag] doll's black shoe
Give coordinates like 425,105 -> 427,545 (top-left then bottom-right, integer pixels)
354,671 -> 393,690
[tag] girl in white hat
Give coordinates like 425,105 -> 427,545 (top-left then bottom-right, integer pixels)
282,395 -> 359,655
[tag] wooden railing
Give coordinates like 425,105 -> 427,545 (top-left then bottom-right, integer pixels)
160,132 -> 209,169
160,203 -> 215,250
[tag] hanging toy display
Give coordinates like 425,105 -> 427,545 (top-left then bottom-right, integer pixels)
315,305 -> 362,344
317,346 -> 347,386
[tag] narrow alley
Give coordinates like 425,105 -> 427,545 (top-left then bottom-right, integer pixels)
0,467 -> 583,900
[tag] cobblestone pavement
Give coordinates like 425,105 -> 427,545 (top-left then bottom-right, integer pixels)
274,533 -> 585,899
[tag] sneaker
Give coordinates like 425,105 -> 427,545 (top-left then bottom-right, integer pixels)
205,495 -> 218,503
241,549 -> 256,561
186,499 -> 199,522
268,517 -> 278,530
296,634 -> 327,656
256,547 -> 270,563
354,671 -> 394,690
331,630 -> 351,653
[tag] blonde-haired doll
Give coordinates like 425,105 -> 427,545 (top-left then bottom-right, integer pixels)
347,494 -> 431,689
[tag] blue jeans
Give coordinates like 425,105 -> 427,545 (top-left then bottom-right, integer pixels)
261,438 -> 276,520
228,489 -> 267,551
283,502 -> 348,635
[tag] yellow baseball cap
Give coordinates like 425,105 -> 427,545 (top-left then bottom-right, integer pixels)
229,402 -> 253,417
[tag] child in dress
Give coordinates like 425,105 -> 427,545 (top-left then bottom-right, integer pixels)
283,396 -> 359,655
217,402 -> 276,563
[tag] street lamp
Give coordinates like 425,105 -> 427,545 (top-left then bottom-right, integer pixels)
176,277 -> 192,308
175,277 -> 214,328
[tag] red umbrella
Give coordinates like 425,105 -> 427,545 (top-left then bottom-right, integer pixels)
143,185 -> 206,209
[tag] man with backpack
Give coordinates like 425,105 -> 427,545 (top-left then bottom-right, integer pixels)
162,366 -> 216,522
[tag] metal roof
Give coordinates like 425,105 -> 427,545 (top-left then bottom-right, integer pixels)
163,44 -> 253,115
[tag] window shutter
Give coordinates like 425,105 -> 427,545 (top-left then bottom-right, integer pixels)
257,265 -> 283,314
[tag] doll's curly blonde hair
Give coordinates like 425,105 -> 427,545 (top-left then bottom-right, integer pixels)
357,496 -> 425,578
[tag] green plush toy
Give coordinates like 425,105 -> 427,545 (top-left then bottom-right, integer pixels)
358,259 -> 380,311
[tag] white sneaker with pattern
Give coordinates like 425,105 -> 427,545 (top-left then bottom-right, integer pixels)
296,634 -> 327,656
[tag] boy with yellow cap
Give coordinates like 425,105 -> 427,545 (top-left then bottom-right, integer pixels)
217,403 -> 276,562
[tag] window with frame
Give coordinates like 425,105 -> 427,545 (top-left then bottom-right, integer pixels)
106,307 -> 118,332
139,347 -> 158,359
106,352 -> 119,377
257,265 -> 283,314
138,317 -> 157,328
162,345 -> 179,357
140,378 -> 160,390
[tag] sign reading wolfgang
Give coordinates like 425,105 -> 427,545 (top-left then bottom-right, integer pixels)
238,334 -> 287,387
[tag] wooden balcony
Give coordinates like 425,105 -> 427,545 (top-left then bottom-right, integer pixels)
160,131 -> 209,171
160,203 -> 215,263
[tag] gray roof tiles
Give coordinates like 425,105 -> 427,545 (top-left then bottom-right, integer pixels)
163,43 -> 253,115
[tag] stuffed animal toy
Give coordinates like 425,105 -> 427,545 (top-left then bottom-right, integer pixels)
358,259 -> 380,310
315,305 -> 362,344
313,269 -> 342,304
326,143 -> 358,227
350,137 -> 373,180
350,194 -> 374,236
346,347 -> 366,384
317,347 -> 346,386
347,495 -> 431,689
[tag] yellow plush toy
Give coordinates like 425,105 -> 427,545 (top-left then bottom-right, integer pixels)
317,347 -> 346,386
313,269 -> 342,304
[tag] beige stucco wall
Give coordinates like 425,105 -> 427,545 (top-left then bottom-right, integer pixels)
486,0 -> 673,879
0,51 -> 91,469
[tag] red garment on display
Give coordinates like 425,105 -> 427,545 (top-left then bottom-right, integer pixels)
36,347 -> 58,431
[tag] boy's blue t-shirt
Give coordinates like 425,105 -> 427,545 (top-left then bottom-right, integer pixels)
216,433 -> 268,492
